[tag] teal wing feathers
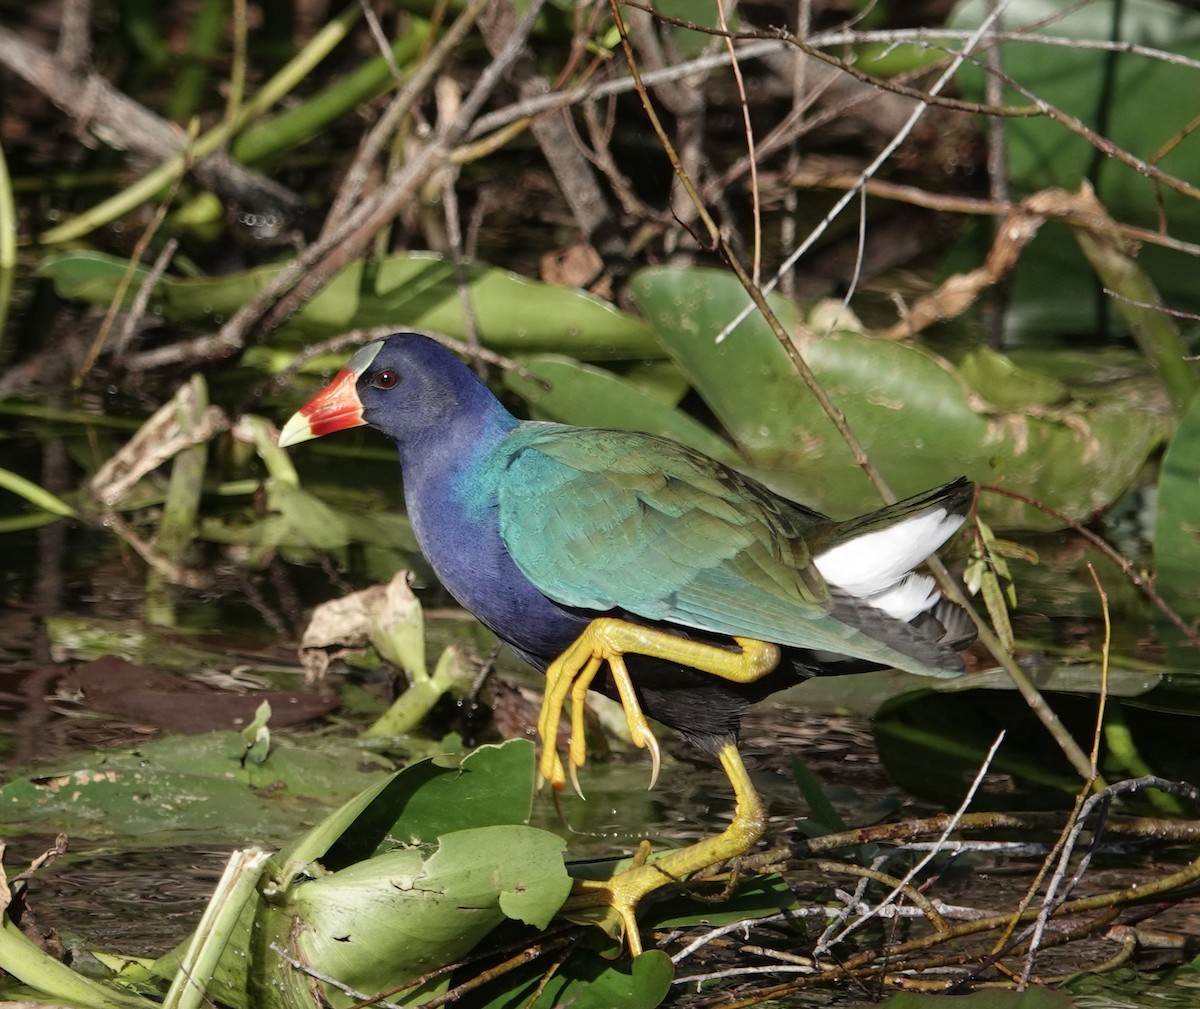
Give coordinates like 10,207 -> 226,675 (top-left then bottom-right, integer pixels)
494,424 -> 954,677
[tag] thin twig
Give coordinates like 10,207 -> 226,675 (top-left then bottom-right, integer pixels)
717,0 -> 760,284
323,0 -> 490,233
114,237 -> 178,361
126,0 -> 541,372
74,139 -> 193,383
716,0 -> 1021,342
817,732 -> 1006,953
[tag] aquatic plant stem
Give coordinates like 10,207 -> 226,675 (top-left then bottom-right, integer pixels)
163,847 -> 272,1009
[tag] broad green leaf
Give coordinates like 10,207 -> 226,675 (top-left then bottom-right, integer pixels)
289,739 -> 541,872
151,742 -> 561,1009
503,354 -> 741,465
631,266 -> 1165,527
264,826 -> 570,1009
383,738 -> 539,845
952,0 -> 1200,221
528,949 -> 673,1009
1154,391 -> 1200,622
38,251 -> 659,357
632,266 -> 982,512
0,731 -> 392,845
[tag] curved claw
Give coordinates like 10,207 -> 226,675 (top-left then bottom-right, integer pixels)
644,731 -> 661,790
568,760 -> 586,800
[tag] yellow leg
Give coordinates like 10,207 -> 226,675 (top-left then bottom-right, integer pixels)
560,743 -> 767,956
536,617 -> 779,791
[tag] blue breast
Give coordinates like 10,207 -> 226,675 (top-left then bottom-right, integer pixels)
398,429 -> 589,669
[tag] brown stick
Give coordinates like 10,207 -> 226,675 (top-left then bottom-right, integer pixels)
0,24 -> 302,221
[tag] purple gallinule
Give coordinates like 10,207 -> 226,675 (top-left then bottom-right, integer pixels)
279,333 -> 974,953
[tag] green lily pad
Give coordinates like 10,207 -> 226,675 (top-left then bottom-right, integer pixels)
290,738 -> 542,871
876,988 -> 1076,1009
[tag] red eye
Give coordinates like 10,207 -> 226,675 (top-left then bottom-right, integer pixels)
372,369 -> 399,390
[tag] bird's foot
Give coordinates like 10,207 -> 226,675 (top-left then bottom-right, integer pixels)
536,619 -> 663,794
560,845 -> 668,958
559,744 -> 768,957
536,619 -> 780,795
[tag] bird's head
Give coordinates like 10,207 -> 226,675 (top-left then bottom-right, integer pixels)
278,333 -> 499,449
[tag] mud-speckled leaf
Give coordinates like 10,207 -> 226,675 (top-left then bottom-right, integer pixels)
262,826 -> 570,1009
0,731 -> 392,845
1154,391 -> 1200,623
632,267 -> 1164,526
37,251 -> 659,358
503,354 -> 741,465
631,267 -> 982,513
980,403 -> 1155,527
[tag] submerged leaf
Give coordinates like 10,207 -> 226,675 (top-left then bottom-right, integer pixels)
878,988 -> 1076,1008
